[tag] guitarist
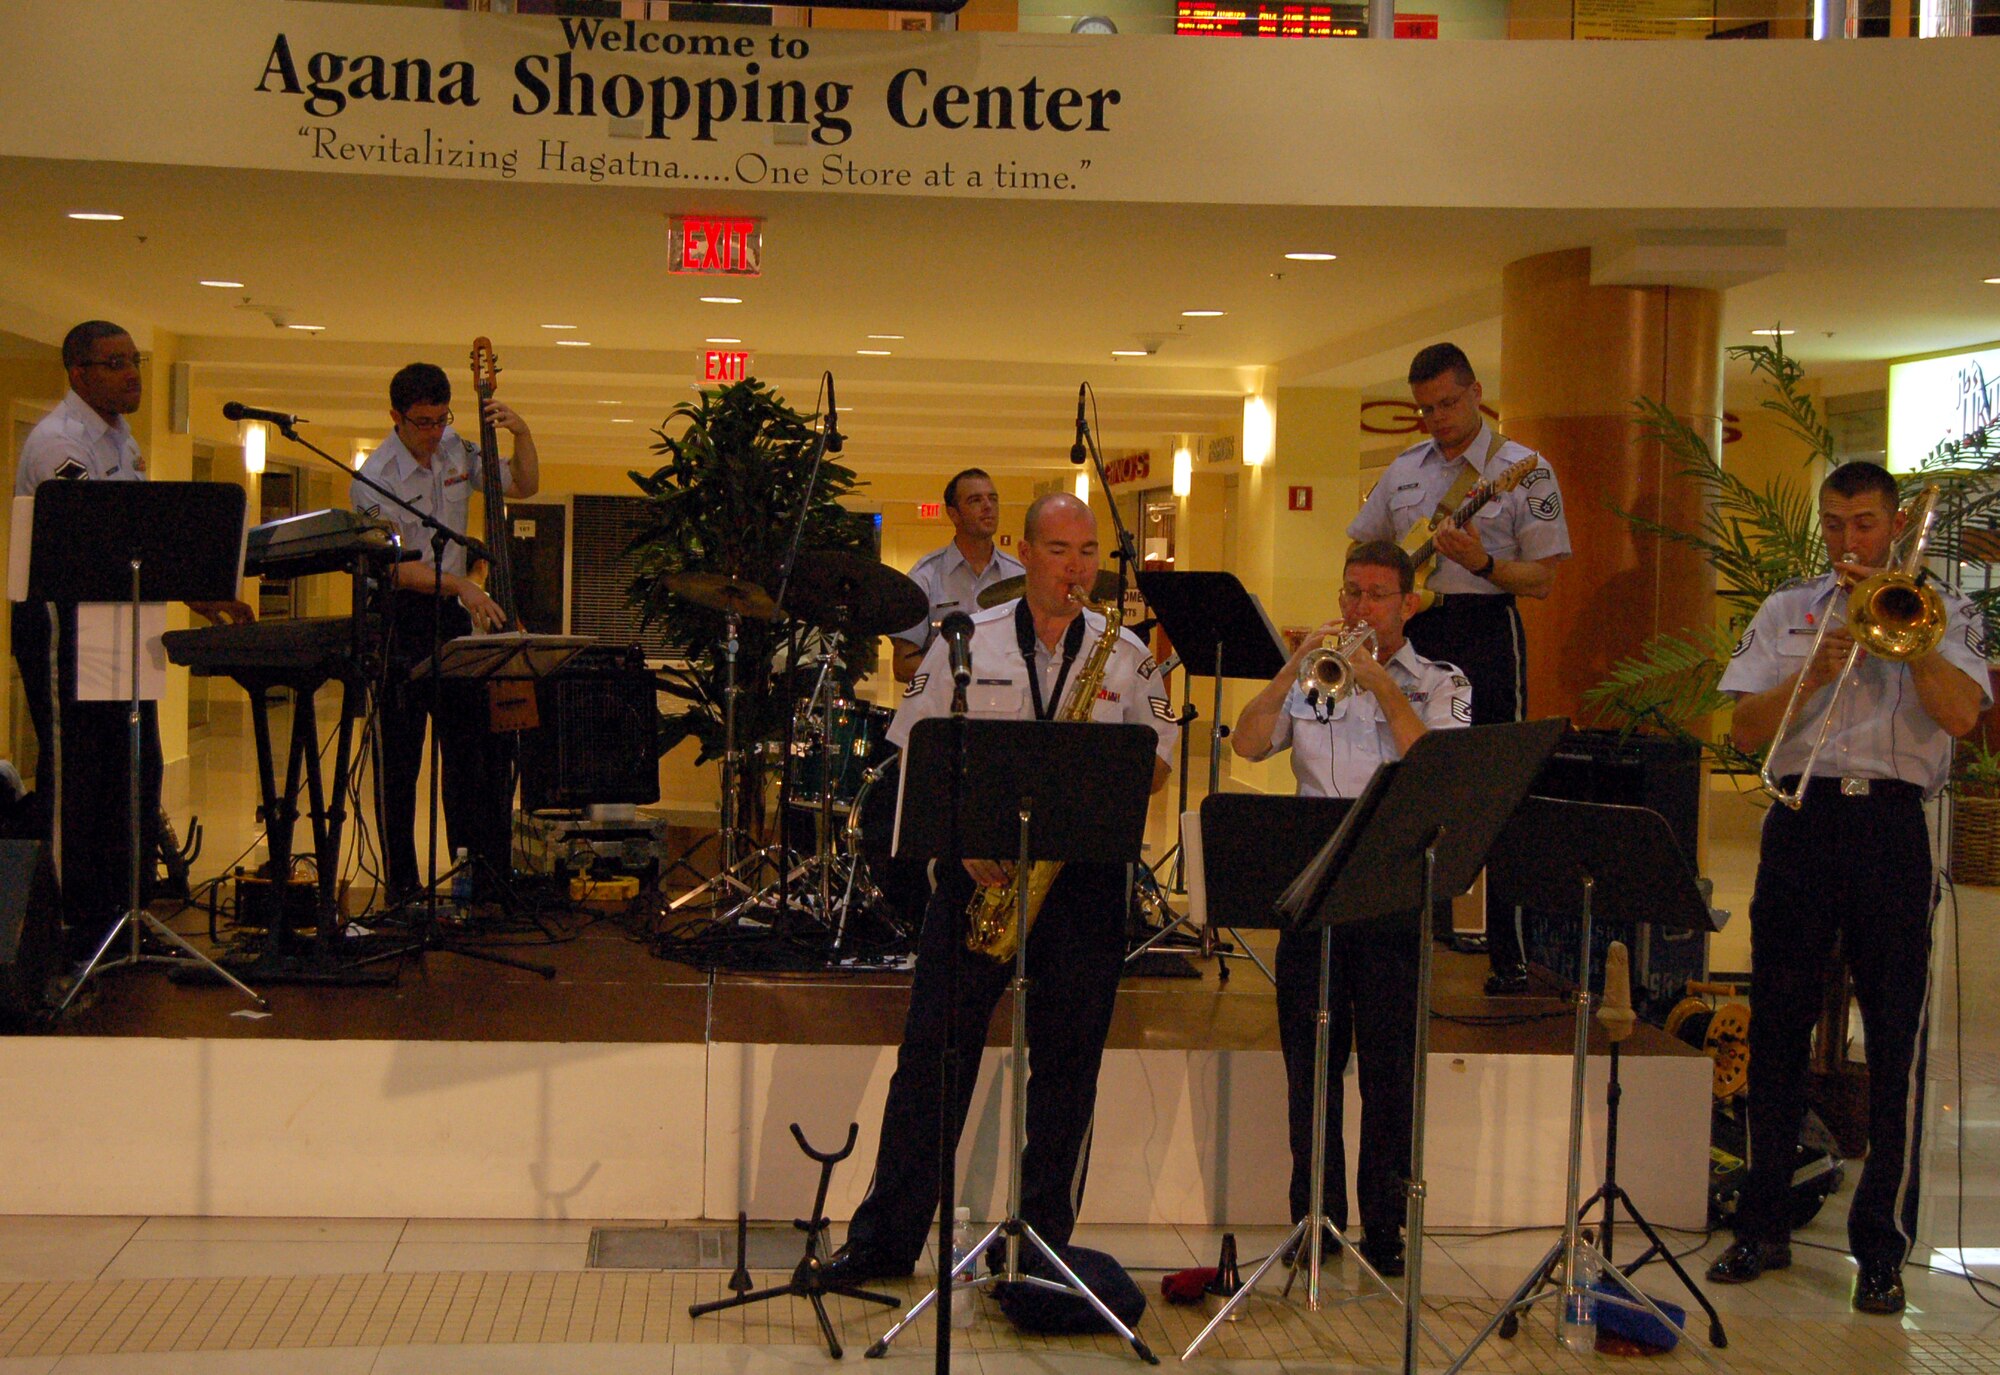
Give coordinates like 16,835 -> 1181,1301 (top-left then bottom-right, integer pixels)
1347,342 -> 1569,995
353,362 -> 540,903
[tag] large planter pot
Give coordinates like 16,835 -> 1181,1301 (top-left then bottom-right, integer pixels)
1950,792 -> 2000,886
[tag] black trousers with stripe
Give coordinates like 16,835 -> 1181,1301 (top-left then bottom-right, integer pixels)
1736,779 -> 1934,1267
1404,593 -> 1527,969
845,862 -> 1126,1269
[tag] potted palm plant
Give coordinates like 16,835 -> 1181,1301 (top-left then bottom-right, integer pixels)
1951,734 -> 2000,885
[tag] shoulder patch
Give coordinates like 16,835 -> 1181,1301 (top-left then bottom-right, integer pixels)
1520,465 -> 1552,488
1449,673 -> 1470,690
1967,623 -> 1989,660
903,673 -> 929,698
1732,627 -> 1756,658
1148,695 -> 1177,723
1527,490 -> 1563,521
52,457 -> 88,481
1450,697 -> 1473,724
1137,655 -> 1157,680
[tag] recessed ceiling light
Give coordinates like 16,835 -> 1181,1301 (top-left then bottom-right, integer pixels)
556,339 -> 592,347
857,349 -> 891,356
1986,278 -> 2000,285
610,418 -> 635,425
286,324 -> 326,333
836,406 -> 853,412
700,296 -> 743,305
67,212 -> 123,222
867,334 -> 905,341
705,337 -> 742,345
198,279 -> 244,289
596,400 -> 621,406
1284,252 -> 1337,262
1111,350 -> 1150,358
540,323 -> 578,330
1750,328 -> 1795,336
1182,310 -> 1225,318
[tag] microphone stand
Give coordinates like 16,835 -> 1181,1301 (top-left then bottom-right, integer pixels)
271,422 -> 549,978
1074,384 -> 1140,605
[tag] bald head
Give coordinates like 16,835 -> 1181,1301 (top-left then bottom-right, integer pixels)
1019,493 -> 1100,618
1023,492 -> 1091,545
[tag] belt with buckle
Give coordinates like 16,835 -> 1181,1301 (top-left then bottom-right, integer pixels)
1781,776 -> 1922,802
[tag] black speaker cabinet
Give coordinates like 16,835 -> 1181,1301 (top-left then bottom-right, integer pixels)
519,648 -> 661,813
0,839 -> 59,1028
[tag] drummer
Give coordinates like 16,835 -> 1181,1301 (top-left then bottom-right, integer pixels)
891,469 -> 1023,683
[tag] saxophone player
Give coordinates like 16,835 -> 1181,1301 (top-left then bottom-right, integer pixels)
1232,542 -> 1471,1278
822,492 -> 1177,1288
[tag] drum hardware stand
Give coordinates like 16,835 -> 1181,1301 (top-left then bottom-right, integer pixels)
689,1122 -> 900,1358
1445,799 -> 1726,1375
668,605 -> 780,913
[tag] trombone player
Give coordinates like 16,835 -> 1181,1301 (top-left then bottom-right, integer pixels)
1233,542 -> 1471,1279
1709,461 -> 1988,1314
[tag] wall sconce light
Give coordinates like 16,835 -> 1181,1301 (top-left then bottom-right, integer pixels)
1074,470 -> 1090,503
241,420 -> 266,475
1242,395 -> 1273,467
1172,444 -> 1193,497
352,440 -> 372,470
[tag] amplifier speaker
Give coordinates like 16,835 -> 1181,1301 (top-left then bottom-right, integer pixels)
520,655 -> 661,813
0,839 -> 59,1027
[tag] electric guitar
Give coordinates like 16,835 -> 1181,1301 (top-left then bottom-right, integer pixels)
1401,453 -> 1541,615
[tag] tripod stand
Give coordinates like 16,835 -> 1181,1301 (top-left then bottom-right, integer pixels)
1445,797 -> 1726,1374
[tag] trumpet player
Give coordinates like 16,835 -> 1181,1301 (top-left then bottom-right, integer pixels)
1233,542 -> 1471,1278
1708,461 -> 1988,1315
821,493 -> 1177,1290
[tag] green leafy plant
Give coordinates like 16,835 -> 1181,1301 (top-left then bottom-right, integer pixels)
625,379 -> 873,819
1955,735 -> 2000,801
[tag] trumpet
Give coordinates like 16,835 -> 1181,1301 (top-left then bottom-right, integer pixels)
1759,483 -> 1946,809
1297,624 -> 1378,709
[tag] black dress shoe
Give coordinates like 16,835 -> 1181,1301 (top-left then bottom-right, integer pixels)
1280,1223 -> 1343,1268
1484,964 -> 1530,997
1704,1238 -> 1791,1284
819,1242 -> 913,1289
1360,1232 -> 1406,1279
1853,1259 -> 1906,1315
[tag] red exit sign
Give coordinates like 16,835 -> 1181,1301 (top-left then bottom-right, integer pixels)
701,350 -> 752,383
917,502 -> 942,521
670,216 -> 763,276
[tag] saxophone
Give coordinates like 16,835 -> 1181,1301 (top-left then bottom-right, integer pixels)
964,594 -> 1127,963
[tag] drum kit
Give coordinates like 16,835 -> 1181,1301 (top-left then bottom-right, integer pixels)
665,550 -> 928,959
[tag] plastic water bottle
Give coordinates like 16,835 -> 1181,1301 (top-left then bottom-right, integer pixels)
450,848 -> 473,909
950,1206 -> 975,1328
1559,1244 -> 1600,1354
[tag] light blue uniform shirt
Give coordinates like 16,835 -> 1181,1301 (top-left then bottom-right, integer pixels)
892,539 -> 1026,655
1347,423 -> 1571,597
351,427 -> 507,582
1718,571 -> 1992,796
1241,640 -> 1472,798
16,390 -> 145,493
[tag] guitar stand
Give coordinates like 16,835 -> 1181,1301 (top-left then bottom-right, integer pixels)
689,1122 -> 899,1359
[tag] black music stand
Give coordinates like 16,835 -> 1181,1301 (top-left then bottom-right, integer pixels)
867,717 -> 1161,1368
1130,570 -> 1287,980
29,482 -> 266,1012
1443,798 -> 1726,1373
1188,720 -> 1566,1368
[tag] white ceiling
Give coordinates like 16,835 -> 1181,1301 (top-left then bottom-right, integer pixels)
2,155 -> 1997,473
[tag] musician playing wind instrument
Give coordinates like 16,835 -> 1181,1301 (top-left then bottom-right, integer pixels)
822,492 -> 1176,1289
1707,461 -> 1987,1316
1233,541 -> 1470,1280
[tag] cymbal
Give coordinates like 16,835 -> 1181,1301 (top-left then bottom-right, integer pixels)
976,570 -> 1124,610
667,571 -> 778,621
785,550 -> 928,637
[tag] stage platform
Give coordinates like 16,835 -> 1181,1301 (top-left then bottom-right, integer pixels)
0,915 -> 1711,1231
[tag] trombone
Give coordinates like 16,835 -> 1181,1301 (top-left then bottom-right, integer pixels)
1759,484 -> 1947,809
1298,623 -> 1377,714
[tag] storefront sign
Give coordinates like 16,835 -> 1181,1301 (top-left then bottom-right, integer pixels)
1103,453 -> 1151,487
1888,343 -> 2000,473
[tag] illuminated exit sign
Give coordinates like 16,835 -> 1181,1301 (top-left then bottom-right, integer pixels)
917,502 -> 942,521
701,350 -> 752,383
670,216 -> 763,276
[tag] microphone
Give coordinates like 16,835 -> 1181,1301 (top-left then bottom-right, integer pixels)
1598,940 -> 1637,1044
1069,382 -> 1088,464
823,373 -> 844,454
940,611 -> 976,689
221,402 -> 304,429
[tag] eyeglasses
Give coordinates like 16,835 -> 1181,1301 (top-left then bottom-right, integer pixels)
398,410 -> 454,432
80,354 -> 141,373
1412,390 -> 1470,420
1340,584 -> 1404,604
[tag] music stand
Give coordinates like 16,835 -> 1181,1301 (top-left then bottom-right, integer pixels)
28,482 -> 265,1011
1191,720 -> 1566,1368
1130,570 -> 1288,980
1443,798 -> 1726,1375
866,716 -> 1161,1367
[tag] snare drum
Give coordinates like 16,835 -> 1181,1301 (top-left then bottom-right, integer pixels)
788,698 -> 893,810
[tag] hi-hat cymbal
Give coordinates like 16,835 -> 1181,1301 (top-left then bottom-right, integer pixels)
976,570 -> 1124,610
785,550 -> 929,637
667,571 -> 778,621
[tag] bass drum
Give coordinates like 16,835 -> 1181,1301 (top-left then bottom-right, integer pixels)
846,751 -> 929,941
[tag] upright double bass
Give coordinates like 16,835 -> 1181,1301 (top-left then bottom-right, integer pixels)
469,337 -> 539,732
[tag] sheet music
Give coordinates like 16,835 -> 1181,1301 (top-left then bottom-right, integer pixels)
1180,810 -> 1205,928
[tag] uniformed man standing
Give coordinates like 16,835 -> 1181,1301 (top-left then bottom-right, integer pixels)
12,320 -> 251,956
822,492 -> 1176,1286
1706,461 -> 1987,1315
890,468 -> 1023,683
1232,542 -> 1471,1279
1348,342 -> 1570,994
353,362 -> 539,901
